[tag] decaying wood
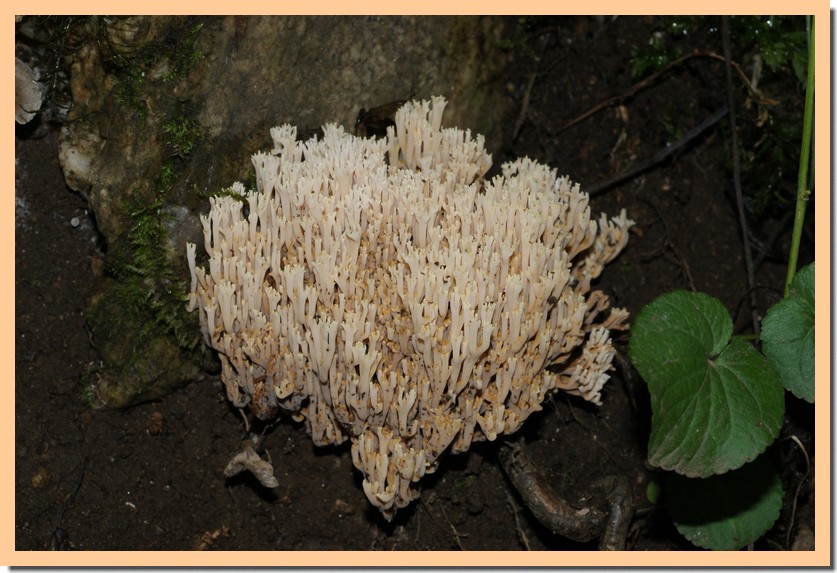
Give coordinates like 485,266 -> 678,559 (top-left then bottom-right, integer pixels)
498,440 -> 634,550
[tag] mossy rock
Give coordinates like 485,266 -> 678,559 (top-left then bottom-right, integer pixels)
83,281 -> 218,409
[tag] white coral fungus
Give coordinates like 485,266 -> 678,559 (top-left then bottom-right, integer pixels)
187,96 -> 633,518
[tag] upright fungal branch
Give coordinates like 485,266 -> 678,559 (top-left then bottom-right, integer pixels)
187,96 -> 633,518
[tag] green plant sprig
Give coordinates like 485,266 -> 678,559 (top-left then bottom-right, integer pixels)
628,16 -> 815,550
784,16 -> 815,297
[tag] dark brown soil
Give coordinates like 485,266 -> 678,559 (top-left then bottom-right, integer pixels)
16,16 -> 814,552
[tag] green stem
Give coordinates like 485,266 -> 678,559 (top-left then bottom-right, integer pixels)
732,333 -> 760,342
784,16 -> 815,297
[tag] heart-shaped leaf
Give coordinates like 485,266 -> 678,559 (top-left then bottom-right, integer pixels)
666,454 -> 783,550
630,290 -> 785,477
762,262 -> 815,402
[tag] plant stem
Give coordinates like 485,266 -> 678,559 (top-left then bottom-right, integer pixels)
732,333 -> 760,341
722,16 -> 759,335
784,16 -> 815,297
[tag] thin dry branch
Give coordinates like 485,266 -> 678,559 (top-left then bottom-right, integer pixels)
586,105 -> 728,197
722,16 -> 760,335
557,49 -> 774,136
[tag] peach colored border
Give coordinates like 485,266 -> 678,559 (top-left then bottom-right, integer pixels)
7,1 -> 831,567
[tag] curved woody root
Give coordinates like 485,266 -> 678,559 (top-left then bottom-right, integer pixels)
499,440 -> 634,550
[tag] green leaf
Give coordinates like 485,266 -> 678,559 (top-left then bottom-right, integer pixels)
666,454 -> 783,550
762,262 -> 815,402
630,290 -> 785,477
792,49 -> 808,83
646,479 -> 662,505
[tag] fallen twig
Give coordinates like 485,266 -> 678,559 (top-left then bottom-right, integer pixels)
49,457 -> 87,550
557,49 -> 774,136
238,407 -> 250,433
784,434 -> 811,550
638,198 -> 697,291
419,498 -> 468,550
586,105 -> 728,197
512,72 -> 538,142
505,491 -> 532,550
438,504 -> 467,550
193,525 -> 230,550
510,31 -> 558,149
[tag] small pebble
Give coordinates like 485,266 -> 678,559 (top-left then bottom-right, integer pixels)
333,498 -> 354,515
145,411 -> 164,435
31,466 -> 49,488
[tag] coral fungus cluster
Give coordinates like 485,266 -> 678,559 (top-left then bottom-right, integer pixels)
187,96 -> 633,518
